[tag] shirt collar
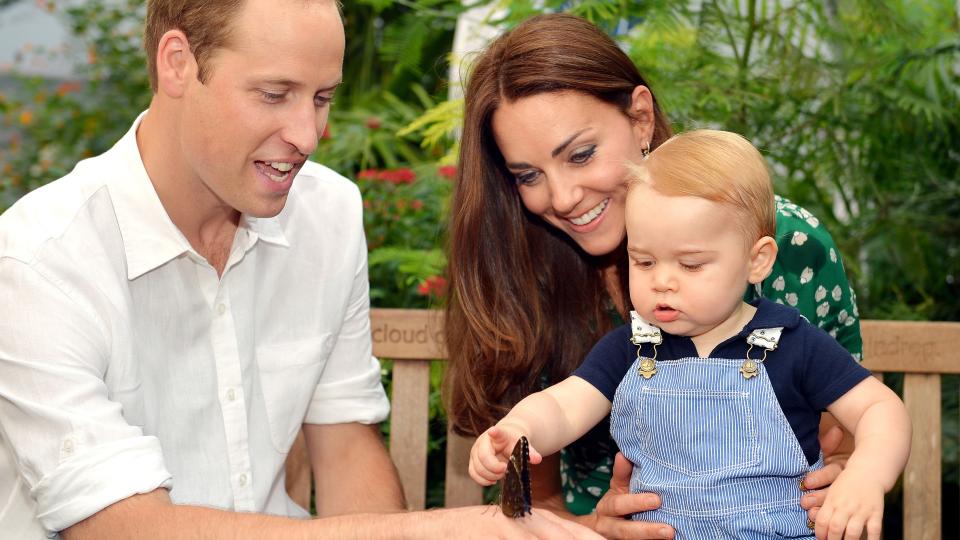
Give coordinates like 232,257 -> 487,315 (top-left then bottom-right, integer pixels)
109,111 -> 192,280
741,297 -> 802,334
109,111 -> 290,280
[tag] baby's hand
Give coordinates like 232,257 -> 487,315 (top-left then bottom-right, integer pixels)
812,468 -> 883,540
468,425 -> 542,486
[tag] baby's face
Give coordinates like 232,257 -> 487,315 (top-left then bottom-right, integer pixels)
625,183 -> 755,338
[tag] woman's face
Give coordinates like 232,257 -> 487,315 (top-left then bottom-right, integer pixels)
491,89 -> 653,257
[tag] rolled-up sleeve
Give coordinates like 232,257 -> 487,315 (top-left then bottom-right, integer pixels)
0,259 -> 172,532
303,190 -> 389,426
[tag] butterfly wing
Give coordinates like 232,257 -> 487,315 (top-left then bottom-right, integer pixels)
500,436 -> 532,518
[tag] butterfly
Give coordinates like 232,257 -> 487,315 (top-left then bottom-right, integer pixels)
500,435 -> 532,518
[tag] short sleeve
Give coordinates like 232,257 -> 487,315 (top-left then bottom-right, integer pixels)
572,325 -> 635,402
798,321 -> 872,410
747,196 -> 863,361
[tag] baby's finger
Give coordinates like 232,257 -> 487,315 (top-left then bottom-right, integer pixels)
487,426 -> 511,452
469,455 -> 503,485
527,443 -> 543,465
842,515 -> 864,540
865,513 -> 882,540
814,506 -> 832,540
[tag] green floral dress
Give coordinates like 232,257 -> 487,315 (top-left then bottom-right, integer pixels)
559,196 -> 863,515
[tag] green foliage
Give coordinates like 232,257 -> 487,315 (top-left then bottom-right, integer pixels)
0,0 -> 150,209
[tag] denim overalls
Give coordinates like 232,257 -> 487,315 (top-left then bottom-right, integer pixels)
610,313 -> 819,539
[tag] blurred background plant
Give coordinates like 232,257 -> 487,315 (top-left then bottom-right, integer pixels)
1,0 -> 958,528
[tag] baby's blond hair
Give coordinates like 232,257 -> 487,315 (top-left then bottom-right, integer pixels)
629,129 -> 776,246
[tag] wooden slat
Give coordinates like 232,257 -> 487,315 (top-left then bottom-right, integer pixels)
371,308 -> 446,359
444,429 -> 483,507
861,320 -> 960,374
902,373 -> 941,540
389,359 -> 431,510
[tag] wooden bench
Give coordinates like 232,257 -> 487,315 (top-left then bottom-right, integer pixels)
286,309 -> 960,539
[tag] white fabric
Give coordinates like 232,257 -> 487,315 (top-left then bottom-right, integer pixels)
747,327 -> 785,350
628,311 -> 663,345
0,112 -> 390,536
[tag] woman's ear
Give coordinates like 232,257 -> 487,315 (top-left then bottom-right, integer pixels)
155,29 -> 195,98
629,85 -> 655,143
747,236 -> 778,284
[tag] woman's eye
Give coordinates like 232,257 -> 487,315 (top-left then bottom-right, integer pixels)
314,94 -> 334,107
514,171 -> 539,186
570,145 -> 596,164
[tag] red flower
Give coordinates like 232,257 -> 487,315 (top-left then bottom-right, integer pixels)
321,125 -> 331,139
417,275 -> 448,298
365,116 -> 382,130
410,199 -> 424,211
437,165 -> 457,179
357,168 -> 379,180
379,168 -> 417,184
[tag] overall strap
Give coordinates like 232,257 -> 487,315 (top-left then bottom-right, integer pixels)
629,311 -> 663,345
629,311 -> 662,379
741,326 -> 784,379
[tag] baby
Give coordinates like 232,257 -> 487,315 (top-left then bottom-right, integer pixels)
469,130 -> 910,539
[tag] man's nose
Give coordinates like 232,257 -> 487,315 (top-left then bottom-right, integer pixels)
281,100 -> 322,156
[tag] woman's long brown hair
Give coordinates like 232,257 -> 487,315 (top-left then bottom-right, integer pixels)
443,13 -> 673,436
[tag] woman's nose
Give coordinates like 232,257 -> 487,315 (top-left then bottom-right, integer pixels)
546,172 -> 584,216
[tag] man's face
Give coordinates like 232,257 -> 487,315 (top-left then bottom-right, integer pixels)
178,0 -> 344,218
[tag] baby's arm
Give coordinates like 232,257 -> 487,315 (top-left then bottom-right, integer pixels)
816,376 -> 911,539
468,376 -> 611,486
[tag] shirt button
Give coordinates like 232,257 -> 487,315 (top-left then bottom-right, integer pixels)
62,439 -> 74,454
227,388 -> 236,401
238,473 -> 248,486
217,303 -> 226,315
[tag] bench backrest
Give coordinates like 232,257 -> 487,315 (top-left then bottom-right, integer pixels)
287,310 -> 960,540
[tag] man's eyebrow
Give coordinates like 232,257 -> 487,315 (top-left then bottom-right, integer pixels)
256,78 -> 342,92
551,128 -> 589,158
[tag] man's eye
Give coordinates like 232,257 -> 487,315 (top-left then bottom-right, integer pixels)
261,91 -> 285,103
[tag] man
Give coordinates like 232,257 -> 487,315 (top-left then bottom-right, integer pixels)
0,1 -> 599,538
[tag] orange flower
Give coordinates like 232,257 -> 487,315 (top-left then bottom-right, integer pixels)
19,110 -> 33,126
56,81 -> 82,96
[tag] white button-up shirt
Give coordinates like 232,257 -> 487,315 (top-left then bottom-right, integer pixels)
0,114 -> 390,536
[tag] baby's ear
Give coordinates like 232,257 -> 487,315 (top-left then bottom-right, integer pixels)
748,236 -> 778,284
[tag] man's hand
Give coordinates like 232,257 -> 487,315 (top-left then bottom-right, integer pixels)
416,506 -> 604,539
583,453 -> 675,539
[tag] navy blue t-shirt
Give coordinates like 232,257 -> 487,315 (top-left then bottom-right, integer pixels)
573,298 -> 871,464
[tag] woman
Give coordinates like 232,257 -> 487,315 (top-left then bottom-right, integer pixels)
443,13 -> 862,539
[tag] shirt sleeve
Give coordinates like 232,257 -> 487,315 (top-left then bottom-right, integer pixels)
798,320 -> 872,411
303,187 -> 390,426
572,324 -> 635,402
750,196 -> 863,361
0,258 -> 172,533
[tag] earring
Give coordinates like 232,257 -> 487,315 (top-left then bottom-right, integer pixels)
641,140 -> 651,159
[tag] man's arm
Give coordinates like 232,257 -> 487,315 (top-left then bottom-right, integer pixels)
305,422 -> 406,515
61,487 -> 604,539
